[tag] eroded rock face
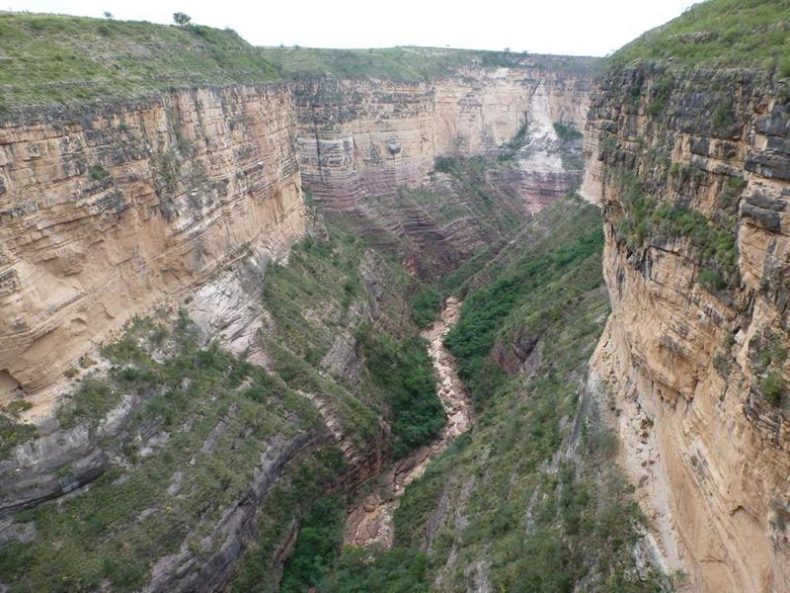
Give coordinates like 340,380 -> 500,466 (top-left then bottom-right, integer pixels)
290,67 -> 592,277
1,62 -> 595,412
0,85 -> 306,412
584,65 -> 789,593
293,66 -> 592,210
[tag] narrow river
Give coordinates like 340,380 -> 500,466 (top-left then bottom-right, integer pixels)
344,297 -> 472,548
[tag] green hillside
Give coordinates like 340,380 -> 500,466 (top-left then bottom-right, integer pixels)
0,11 -> 598,109
613,0 -> 790,74
257,45 -> 598,80
0,12 -> 279,107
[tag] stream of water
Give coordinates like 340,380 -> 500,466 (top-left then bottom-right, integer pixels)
343,297 -> 472,548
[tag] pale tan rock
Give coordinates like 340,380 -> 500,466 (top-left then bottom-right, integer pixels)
293,67 -> 592,210
585,68 -> 790,593
0,85 -> 306,415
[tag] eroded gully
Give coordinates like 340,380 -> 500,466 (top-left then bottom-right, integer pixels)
343,296 -> 472,548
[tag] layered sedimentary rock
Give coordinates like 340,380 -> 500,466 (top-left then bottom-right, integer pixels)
1,59 -> 595,411
584,65 -> 789,592
293,63 -> 593,210
0,86 -> 306,411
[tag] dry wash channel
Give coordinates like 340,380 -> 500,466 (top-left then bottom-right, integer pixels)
344,297 -> 472,548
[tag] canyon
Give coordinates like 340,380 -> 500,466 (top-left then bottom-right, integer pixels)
1,3 -> 789,593
0,57 -> 592,412
344,297 -> 471,549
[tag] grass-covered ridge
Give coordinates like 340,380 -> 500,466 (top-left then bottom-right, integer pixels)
258,46 -> 598,80
612,0 -> 790,74
0,11 -> 279,108
0,11 -> 598,109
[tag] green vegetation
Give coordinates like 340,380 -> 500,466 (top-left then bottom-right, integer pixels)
259,228 -> 445,458
612,0 -> 790,73
0,12 -> 599,108
279,496 -> 346,593
56,376 -> 120,428
410,285 -> 443,328
88,164 -> 109,181
0,12 -> 278,108
224,223 -> 451,592
431,156 -> 505,213
0,401 -> 36,459
278,495 -> 430,593
172,12 -> 191,26
280,197 -> 660,592
646,73 -> 675,116
552,122 -> 582,142
357,326 -> 445,458
611,169 -> 740,292
248,198 -> 651,593
445,197 -> 605,405
353,196 -> 662,592
761,371 -> 785,407
0,314 -> 327,593
227,448 -> 346,593
430,155 -> 523,228
259,46 -> 598,81
326,547 -> 431,593
753,331 -> 788,407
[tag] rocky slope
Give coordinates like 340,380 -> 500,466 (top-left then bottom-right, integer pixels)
582,3 -> 790,590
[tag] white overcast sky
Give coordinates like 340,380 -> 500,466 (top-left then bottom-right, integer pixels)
6,0 -> 702,56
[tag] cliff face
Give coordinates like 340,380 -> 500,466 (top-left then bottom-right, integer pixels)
0,85 -> 306,411
0,61 -> 594,410
294,66 -> 591,209
290,65 -> 592,277
584,65 -> 789,592
0,50 -> 597,591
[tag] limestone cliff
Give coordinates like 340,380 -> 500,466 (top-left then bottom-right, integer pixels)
294,65 -> 591,209
584,62 -> 789,592
292,63 -> 593,276
0,57 -> 595,412
0,86 -> 306,412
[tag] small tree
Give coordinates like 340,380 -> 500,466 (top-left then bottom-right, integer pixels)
173,12 -> 191,26
103,11 -> 113,19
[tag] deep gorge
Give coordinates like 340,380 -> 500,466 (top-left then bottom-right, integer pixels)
0,3 -> 788,593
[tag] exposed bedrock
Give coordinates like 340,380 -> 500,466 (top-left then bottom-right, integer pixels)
0,61 -> 595,409
0,85 -> 306,411
584,64 -> 790,593
293,67 -> 592,210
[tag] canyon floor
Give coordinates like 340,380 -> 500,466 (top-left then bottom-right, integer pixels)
344,297 -> 472,549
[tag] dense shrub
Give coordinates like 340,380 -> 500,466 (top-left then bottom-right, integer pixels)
410,285 -> 442,328
761,371 -> 785,407
445,214 -> 604,405
358,326 -> 445,458
280,496 -> 345,593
